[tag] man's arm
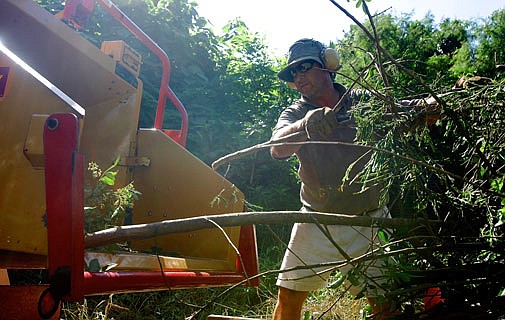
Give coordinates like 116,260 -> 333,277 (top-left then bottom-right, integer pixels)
270,119 -> 306,159
270,107 -> 339,159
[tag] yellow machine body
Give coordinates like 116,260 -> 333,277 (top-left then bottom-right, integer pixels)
0,0 -> 246,275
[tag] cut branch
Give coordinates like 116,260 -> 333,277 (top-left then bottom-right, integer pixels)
84,211 -> 441,248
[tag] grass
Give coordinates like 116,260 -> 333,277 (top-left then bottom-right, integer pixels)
60,287 -> 369,319
60,224 -> 371,319
304,287 -> 369,320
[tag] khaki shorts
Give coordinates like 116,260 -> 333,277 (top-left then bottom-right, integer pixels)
276,206 -> 390,295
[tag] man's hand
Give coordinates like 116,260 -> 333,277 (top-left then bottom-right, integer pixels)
302,107 -> 338,139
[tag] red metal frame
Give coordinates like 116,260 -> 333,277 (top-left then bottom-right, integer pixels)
44,113 -> 85,302
236,224 -> 260,287
43,113 -> 258,303
82,272 -> 244,295
80,225 -> 258,295
95,0 -> 189,146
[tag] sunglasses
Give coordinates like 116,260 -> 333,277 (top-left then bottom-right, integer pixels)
289,61 -> 316,79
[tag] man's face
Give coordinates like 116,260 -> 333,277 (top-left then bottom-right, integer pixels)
290,60 -> 328,98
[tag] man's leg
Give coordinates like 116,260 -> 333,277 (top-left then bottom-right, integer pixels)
272,286 -> 309,320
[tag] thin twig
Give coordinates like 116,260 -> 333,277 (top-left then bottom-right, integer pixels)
204,217 -> 251,285
214,139 -> 463,183
362,1 -> 391,90
213,138 -> 504,198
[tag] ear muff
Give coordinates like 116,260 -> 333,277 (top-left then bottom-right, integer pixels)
321,47 -> 341,72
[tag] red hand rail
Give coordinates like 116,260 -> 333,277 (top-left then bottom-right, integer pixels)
96,0 -> 188,146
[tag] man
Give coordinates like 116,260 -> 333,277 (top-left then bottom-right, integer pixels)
270,38 -> 392,319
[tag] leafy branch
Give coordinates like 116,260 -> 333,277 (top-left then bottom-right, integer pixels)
84,156 -> 141,234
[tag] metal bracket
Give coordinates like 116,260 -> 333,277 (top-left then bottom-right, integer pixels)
118,156 -> 150,167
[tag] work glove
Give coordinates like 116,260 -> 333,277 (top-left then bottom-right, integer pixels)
302,107 -> 338,140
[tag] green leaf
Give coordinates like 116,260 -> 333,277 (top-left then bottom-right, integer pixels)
100,170 -> 118,186
98,156 -> 121,186
378,229 -> 389,243
491,177 -> 504,192
328,273 -> 346,289
398,272 -> 412,282
347,273 -> 361,286
362,304 -> 373,319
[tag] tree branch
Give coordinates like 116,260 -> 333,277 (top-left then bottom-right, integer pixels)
84,211 -> 441,248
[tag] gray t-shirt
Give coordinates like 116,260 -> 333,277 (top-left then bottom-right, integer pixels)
272,83 -> 382,214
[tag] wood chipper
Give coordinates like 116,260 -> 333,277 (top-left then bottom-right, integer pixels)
0,0 -> 259,318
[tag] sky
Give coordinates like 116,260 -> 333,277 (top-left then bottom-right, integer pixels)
195,0 -> 505,56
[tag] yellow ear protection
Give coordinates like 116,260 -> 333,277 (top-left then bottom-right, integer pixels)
321,47 -> 341,72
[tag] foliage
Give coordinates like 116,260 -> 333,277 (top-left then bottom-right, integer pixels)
208,18 -> 300,210
335,11 -> 503,94
339,12 -> 505,318
85,157 -> 140,233
475,9 -> 505,77
338,12 -> 440,94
